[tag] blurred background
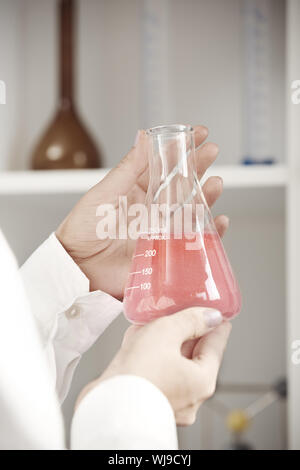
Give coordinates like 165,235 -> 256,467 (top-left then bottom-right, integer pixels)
0,0 -> 286,169
0,0 -> 299,450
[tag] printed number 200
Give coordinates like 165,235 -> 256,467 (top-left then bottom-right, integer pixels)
145,250 -> 156,257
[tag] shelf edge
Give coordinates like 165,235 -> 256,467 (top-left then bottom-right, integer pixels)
0,166 -> 288,195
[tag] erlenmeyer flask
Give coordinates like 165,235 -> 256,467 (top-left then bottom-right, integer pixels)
123,124 -> 241,324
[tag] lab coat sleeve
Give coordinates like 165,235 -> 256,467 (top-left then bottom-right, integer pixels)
0,230 -> 64,450
71,375 -> 178,450
20,233 -> 123,402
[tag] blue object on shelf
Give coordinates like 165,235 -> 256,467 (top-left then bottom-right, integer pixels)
242,157 -> 276,165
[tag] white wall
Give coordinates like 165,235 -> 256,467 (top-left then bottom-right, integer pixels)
0,0 -> 23,170
286,0 -> 300,450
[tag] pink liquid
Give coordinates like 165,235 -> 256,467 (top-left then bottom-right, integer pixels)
123,232 -> 241,324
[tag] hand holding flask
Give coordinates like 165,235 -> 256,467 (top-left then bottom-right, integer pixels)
123,125 -> 241,324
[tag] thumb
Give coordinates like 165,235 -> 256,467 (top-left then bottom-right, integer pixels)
192,321 -> 232,366
154,307 -> 223,345
100,130 -> 148,196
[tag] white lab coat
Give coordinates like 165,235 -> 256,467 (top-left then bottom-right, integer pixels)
0,230 -> 177,450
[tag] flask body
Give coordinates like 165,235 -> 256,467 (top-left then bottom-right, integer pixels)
123,125 -> 241,324
32,106 -> 101,169
124,232 -> 241,324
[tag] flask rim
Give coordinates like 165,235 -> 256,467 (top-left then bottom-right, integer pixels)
146,124 -> 194,137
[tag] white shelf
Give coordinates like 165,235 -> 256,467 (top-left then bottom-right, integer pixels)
205,165 -> 288,189
0,165 -> 288,195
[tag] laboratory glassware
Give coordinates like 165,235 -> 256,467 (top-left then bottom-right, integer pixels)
242,0 -> 274,165
32,0 -> 101,169
123,125 -> 241,324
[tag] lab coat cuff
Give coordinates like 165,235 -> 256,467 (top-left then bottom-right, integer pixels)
71,375 -> 178,450
53,290 -> 123,402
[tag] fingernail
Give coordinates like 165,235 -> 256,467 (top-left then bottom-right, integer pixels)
203,309 -> 223,328
134,130 -> 141,147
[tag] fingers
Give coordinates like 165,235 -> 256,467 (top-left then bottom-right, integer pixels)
202,176 -> 223,207
136,125 -> 210,193
214,215 -> 229,238
200,173 -> 230,239
183,322 -> 232,404
193,322 -> 232,372
175,403 -> 200,426
193,125 -> 209,148
201,176 -> 229,238
151,307 -> 223,345
193,126 -> 219,182
181,338 -> 198,358
176,323 -> 232,419
181,302 -> 228,359
101,124 -> 218,199
100,131 -> 148,196
195,142 -> 219,181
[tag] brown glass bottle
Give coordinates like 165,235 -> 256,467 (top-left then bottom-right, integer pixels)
32,0 -> 102,170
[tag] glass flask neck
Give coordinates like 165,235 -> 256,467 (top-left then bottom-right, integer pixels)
144,124 -> 211,236
145,124 -> 197,206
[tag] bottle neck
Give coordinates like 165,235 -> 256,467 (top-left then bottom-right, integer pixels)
147,130 -> 196,206
59,0 -> 75,110
145,127 -> 208,236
